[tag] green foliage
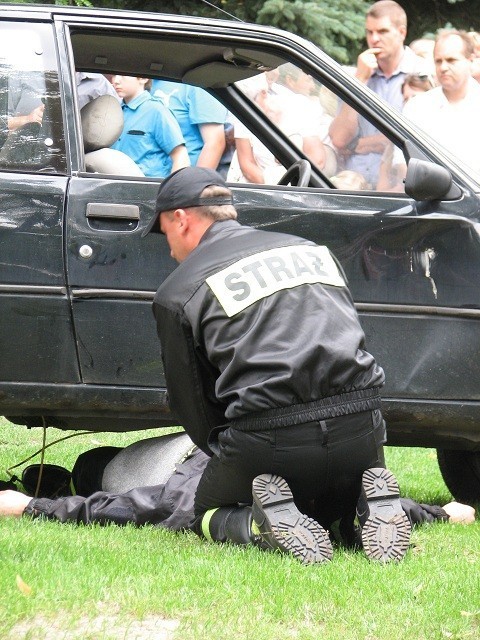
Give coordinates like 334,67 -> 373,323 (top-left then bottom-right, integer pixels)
122,0 -> 370,62
9,0 -> 93,5
401,0 -> 480,43
6,0 -> 480,64
256,0 -> 369,63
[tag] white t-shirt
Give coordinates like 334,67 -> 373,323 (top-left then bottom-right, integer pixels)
402,79 -> 480,177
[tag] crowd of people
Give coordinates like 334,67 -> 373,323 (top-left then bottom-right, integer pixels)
5,1 -> 480,189
73,0 -> 480,192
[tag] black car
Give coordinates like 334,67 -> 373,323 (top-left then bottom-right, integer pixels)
1,3 -> 479,502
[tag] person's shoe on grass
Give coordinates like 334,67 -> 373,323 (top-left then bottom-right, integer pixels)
252,473 -> 333,565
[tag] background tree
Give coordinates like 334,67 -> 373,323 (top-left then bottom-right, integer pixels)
402,0 -> 480,44
9,0 -> 480,63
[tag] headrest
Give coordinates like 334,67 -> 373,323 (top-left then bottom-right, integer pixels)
81,94 -> 123,153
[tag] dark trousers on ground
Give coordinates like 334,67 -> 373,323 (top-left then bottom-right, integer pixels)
193,408 -> 386,534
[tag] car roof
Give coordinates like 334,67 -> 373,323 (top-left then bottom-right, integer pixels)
1,2 -> 298,87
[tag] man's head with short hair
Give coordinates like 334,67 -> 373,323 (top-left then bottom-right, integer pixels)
278,63 -> 315,96
367,1 -> 407,29
434,30 -> 474,99
364,0 -> 408,70
435,30 -> 475,59
143,167 -> 237,262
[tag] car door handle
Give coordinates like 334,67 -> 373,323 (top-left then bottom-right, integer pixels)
86,203 -> 140,220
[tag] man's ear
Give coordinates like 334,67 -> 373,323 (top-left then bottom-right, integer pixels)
173,208 -> 189,234
398,25 -> 407,41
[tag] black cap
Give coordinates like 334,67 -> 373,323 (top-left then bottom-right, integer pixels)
142,167 -> 233,236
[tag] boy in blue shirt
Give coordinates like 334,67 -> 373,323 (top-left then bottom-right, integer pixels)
151,80 -> 227,170
112,76 -> 189,177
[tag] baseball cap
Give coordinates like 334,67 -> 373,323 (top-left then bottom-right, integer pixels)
142,167 -> 233,236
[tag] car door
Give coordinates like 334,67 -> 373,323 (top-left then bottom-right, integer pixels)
225,57 -> 480,445
52,18 -> 179,393
64,174 -> 174,388
0,19 -> 77,403
59,15 -> 480,444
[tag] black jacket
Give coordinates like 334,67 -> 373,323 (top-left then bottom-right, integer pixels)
24,447 -> 208,529
153,220 -> 384,453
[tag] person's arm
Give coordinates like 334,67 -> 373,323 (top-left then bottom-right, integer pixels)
8,104 -> 44,131
400,498 -> 476,526
196,123 -> 226,169
329,101 -> 360,151
354,133 -> 389,155
235,137 -> 264,184
302,135 -> 327,170
442,502 -> 476,524
0,490 -> 30,517
1,448 -> 207,530
153,301 -> 227,453
169,144 -> 190,173
0,487 -> 155,525
329,48 -> 381,151
153,103 -> 188,174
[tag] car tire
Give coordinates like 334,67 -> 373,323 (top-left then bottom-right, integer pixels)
437,449 -> 480,504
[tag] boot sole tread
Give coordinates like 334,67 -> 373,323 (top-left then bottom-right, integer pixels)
252,473 -> 333,565
358,468 -> 411,562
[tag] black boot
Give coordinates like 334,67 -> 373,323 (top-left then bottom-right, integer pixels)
356,467 -> 411,562
201,505 -> 257,545
252,473 -> 333,565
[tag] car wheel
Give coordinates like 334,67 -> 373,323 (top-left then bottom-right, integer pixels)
437,449 -> 480,504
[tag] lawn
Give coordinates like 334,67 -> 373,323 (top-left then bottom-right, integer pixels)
0,417 -> 479,640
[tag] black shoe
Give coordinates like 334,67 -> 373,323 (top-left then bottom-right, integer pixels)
252,473 -> 333,565
357,467 -> 411,562
21,464 -> 72,498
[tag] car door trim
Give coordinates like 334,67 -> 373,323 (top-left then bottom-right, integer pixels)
0,285 -> 67,295
71,288 -> 155,300
357,302 -> 480,319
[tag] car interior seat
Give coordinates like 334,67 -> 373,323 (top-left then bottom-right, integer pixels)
81,94 -> 144,176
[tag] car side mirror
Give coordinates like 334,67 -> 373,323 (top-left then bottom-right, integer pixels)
404,158 -> 462,201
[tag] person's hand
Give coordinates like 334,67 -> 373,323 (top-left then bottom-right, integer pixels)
7,104 -> 45,132
356,48 -> 382,83
27,103 -> 45,125
0,490 -> 32,518
442,501 -> 476,524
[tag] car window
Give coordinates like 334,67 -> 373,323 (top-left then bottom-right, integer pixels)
233,63 -> 407,192
69,29 -> 407,191
0,22 -> 66,174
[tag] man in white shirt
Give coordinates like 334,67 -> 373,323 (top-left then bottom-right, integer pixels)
402,30 -> 480,179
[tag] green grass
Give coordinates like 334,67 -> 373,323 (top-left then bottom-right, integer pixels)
0,418 -> 479,640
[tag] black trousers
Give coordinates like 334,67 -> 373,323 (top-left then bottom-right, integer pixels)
194,409 -> 386,531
